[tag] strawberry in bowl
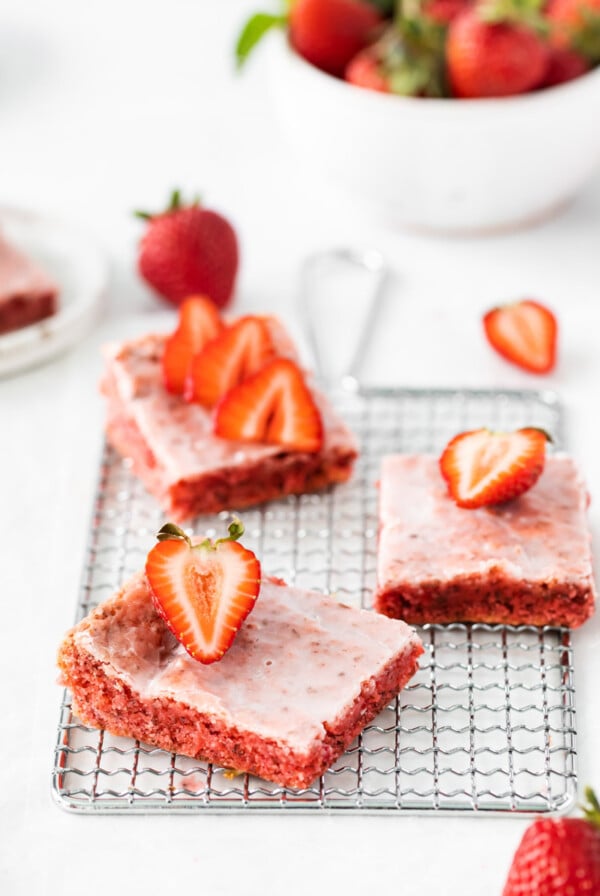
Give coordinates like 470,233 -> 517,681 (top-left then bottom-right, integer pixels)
236,0 -> 600,231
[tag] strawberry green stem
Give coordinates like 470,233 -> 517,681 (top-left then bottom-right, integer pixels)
478,0 -> 547,32
582,787 -> 600,829
156,518 -> 245,551
195,518 -> 246,551
134,188 -> 200,221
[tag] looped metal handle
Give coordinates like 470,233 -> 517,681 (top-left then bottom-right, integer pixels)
299,248 -> 388,391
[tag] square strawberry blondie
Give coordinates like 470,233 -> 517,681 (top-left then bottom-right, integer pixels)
58,575 -> 423,789
101,326 -> 357,520
375,453 -> 596,627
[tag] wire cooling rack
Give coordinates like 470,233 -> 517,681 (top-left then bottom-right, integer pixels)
53,387 -> 576,815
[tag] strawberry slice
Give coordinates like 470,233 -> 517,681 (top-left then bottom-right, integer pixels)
162,295 -> 223,394
483,299 -> 558,374
214,358 -> 323,453
185,315 -> 278,407
145,520 -> 261,664
439,427 -> 549,509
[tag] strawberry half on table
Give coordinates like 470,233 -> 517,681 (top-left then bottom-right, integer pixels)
440,427 -> 549,508
136,190 -> 239,309
483,299 -> 558,374
145,519 -> 261,664
162,295 -> 223,395
502,787 -> 600,895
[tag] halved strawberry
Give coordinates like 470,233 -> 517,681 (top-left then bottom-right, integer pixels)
439,427 -> 549,508
483,299 -> 558,374
162,295 -> 223,394
145,520 -> 261,664
185,315 -> 278,407
214,358 -> 323,453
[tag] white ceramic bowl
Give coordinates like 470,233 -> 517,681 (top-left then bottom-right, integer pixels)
268,34 -> 600,233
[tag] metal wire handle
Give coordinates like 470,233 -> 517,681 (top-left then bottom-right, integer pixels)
299,248 -> 388,391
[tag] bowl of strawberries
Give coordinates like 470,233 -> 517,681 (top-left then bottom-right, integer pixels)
239,0 -> 600,232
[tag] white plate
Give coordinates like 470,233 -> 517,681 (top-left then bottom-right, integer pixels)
0,206 -> 108,377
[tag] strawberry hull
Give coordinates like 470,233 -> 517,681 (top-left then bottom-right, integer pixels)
58,574 -> 423,789
101,331 -> 357,520
375,454 -> 597,627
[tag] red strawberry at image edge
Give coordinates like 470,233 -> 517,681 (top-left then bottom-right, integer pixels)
136,190 -> 239,309
446,9 -> 549,98
290,0 -> 383,77
483,299 -> 558,374
503,787 -> 600,895
145,520 -> 261,665
439,427 -> 549,509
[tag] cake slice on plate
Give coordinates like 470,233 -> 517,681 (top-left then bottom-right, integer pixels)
101,300 -> 357,520
0,231 -> 58,335
58,523 -> 423,789
375,438 -> 596,628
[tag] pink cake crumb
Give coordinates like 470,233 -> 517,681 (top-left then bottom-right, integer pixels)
100,328 -> 358,520
375,453 -> 596,627
58,574 -> 423,789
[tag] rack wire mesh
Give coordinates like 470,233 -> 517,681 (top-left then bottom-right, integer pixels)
53,387 -> 576,815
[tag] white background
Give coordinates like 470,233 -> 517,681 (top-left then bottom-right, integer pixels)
2,1 -> 600,893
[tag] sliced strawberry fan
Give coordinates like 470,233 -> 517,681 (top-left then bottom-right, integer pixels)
215,358 -> 324,453
162,295 -> 223,395
185,316 -> 278,407
145,520 -> 261,664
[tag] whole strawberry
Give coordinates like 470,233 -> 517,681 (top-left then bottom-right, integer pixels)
236,0 -> 383,76
290,0 -> 383,76
543,46 -> 589,86
503,787 -> 600,895
446,1 -> 549,97
547,0 -> 600,63
346,22 -> 448,96
136,190 -> 238,309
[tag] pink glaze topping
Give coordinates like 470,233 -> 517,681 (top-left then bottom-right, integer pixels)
0,233 -> 57,305
378,454 -> 596,590
75,575 -> 421,753
102,330 -> 357,482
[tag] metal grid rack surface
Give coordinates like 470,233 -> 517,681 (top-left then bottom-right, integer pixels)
53,387 -> 576,815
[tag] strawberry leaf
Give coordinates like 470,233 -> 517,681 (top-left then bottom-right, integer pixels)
367,0 -> 396,13
235,13 -> 287,69
156,523 -> 192,545
571,10 -> 600,63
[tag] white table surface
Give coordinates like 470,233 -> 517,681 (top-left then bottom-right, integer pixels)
2,2 -> 600,893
